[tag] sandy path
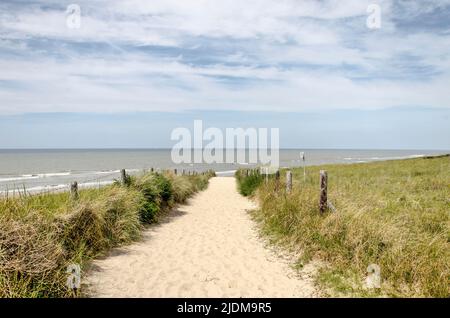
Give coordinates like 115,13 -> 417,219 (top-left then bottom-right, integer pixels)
85,177 -> 317,297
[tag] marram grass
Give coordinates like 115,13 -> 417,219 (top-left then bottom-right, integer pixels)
0,170 -> 215,298
237,156 -> 449,297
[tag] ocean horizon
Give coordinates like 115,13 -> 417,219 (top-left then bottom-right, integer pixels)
1,148 -> 447,194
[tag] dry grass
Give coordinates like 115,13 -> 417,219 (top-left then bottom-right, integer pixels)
0,170 -> 214,297
237,156 -> 449,297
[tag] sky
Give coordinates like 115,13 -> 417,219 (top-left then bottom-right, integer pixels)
0,0 -> 449,149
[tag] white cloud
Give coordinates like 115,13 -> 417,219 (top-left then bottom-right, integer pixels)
0,0 -> 449,114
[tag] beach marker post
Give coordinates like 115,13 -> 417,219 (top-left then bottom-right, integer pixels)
300,152 -> 306,181
70,181 -> 78,200
286,171 -> 292,193
275,170 -> 280,190
319,170 -> 328,213
120,169 -> 127,186
265,167 -> 269,184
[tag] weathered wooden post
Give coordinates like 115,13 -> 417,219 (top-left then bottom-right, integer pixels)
70,181 -> 78,200
174,168 -> 177,175
286,171 -> 292,193
120,169 -> 127,186
265,167 -> 269,184
319,170 -> 328,213
275,170 -> 280,190
182,169 -> 185,176
150,167 -> 154,173
300,152 -> 306,182
246,169 -> 249,177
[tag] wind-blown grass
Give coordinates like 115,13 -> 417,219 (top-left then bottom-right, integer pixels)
0,170 -> 215,298
236,156 -> 449,297
235,170 -> 264,196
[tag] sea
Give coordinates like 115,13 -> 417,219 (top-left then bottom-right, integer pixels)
0,149 -> 446,195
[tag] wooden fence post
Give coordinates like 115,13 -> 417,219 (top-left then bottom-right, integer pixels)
70,181 -> 78,200
319,170 -> 328,213
275,170 -> 280,190
150,167 -> 154,173
286,171 -> 292,193
120,169 -> 127,186
174,168 -> 177,175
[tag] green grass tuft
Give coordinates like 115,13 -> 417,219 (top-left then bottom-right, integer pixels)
0,170 -> 214,297
235,170 -> 264,196
237,157 -> 450,297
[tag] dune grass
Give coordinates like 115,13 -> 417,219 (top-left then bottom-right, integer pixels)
0,170 -> 215,298
235,170 -> 264,197
236,156 -> 449,297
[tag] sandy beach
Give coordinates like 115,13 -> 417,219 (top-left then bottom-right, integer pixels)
85,177 -> 317,298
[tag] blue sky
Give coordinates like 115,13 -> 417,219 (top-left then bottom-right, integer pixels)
1,108 -> 448,149
0,0 -> 449,149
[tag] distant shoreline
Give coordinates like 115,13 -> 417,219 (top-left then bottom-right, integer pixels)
1,153 -> 448,197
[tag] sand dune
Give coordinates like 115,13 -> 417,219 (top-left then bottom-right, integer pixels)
85,177 -> 317,297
